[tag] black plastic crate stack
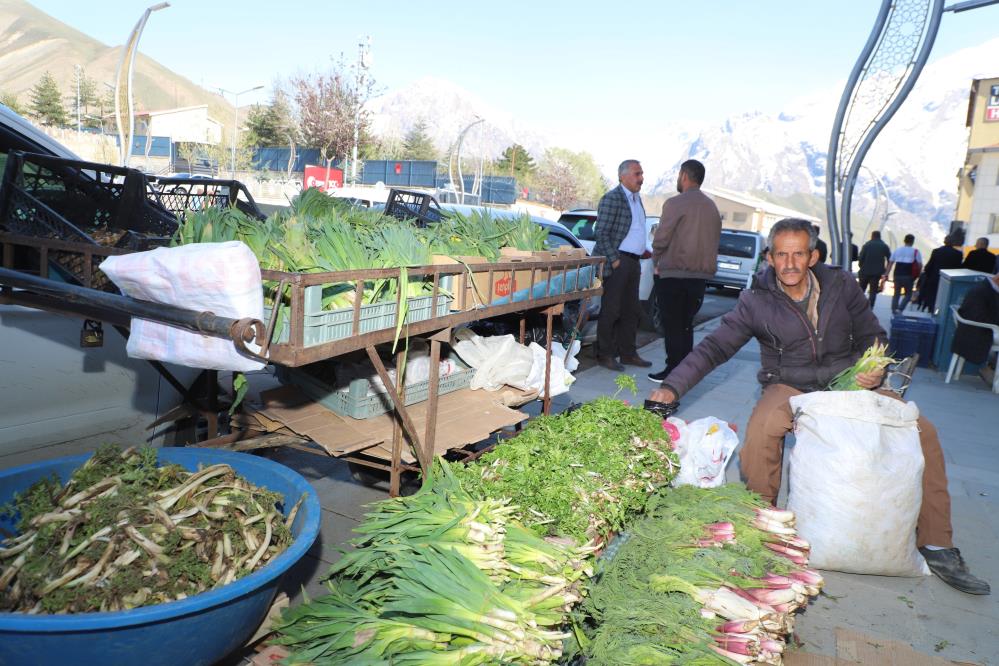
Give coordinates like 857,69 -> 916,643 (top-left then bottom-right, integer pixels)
0,151 -> 179,290
147,176 -> 266,222
889,314 -> 937,368
383,188 -> 444,227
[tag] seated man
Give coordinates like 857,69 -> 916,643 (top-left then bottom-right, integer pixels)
952,271 -> 999,369
648,218 -> 989,595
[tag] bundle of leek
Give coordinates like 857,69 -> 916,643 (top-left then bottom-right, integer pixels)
271,460 -> 591,664
827,342 -> 896,391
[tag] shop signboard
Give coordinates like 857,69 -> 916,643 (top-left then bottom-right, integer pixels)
986,84 -> 999,122
303,164 -> 343,191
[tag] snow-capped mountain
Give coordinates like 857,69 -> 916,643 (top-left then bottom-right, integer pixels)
648,38 -> 999,243
367,38 -> 997,244
366,76 -> 548,158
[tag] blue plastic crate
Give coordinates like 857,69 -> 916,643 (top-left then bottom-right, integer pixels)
889,314 -> 936,368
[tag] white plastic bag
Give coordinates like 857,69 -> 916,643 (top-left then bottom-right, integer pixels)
522,342 -> 576,399
671,416 -> 739,488
787,391 -> 929,576
100,241 -> 265,372
452,330 -> 533,390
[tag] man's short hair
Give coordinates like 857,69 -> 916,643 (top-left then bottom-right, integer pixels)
871,230 -> 881,240
679,159 -> 705,185
978,237 -> 989,248
812,223 -> 821,235
617,159 -> 640,178
904,233 -> 915,245
767,218 -> 817,253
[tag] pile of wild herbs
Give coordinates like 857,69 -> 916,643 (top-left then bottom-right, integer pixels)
577,485 -> 823,665
453,392 -> 679,545
0,445 -> 301,614
271,460 -> 593,664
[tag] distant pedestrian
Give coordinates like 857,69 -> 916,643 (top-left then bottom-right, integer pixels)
648,159 -> 722,382
915,234 -> 963,313
857,230 -> 892,308
593,159 -> 652,371
884,233 -> 922,315
813,224 -> 828,263
962,237 -> 995,274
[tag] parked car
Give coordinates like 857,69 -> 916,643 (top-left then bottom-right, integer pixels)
0,105 -> 195,463
440,204 -> 600,345
709,229 -> 766,290
556,208 -> 660,330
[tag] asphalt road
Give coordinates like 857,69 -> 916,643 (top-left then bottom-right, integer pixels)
576,287 -> 741,372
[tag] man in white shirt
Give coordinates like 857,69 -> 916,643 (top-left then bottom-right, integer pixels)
884,233 -> 922,315
592,160 -> 653,371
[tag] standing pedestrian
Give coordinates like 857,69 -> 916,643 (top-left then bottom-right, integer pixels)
856,230 -> 892,309
962,237 -> 995,273
813,224 -> 828,263
884,233 -> 922,315
915,234 -> 963,312
593,159 -> 652,371
648,159 -> 722,382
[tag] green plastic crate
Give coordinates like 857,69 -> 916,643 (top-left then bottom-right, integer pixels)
280,363 -> 475,420
263,288 -> 452,347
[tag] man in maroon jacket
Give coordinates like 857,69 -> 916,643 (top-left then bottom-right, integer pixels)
648,218 -> 989,595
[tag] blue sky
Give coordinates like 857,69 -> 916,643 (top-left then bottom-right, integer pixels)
29,1 -> 999,150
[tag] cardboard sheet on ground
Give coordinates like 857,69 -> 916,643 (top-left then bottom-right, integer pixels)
784,627 -> 976,666
252,385 -> 527,463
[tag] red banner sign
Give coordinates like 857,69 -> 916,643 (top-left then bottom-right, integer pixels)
303,165 -> 343,191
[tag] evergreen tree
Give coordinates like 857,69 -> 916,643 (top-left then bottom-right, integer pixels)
30,71 -> 68,126
244,89 -> 298,148
496,143 -> 536,181
1,90 -> 27,116
401,119 -> 438,161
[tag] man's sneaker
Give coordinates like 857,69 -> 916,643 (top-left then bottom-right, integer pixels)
648,369 -> 668,383
919,547 -> 991,595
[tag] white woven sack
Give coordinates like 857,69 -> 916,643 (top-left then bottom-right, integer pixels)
787,390 -> 929,576
100,241 -> 265,372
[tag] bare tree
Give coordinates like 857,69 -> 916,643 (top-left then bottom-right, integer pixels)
534,149 -> 581,211
290,58 -> 372,182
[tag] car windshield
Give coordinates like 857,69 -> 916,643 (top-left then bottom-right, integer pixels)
719,233 -> 757,259
558,214 -> 596,241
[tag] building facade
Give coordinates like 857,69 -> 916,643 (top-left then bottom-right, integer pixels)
134,105 -> 223,145
955,76 -> 999,251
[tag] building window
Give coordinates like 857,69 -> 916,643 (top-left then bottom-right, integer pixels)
733,212 -> 748,224
990,214 -> 999,236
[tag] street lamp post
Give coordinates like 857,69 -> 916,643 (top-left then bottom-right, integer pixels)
113,2 -> 169,167
351,36 -> 372,185
452,117 -> 484,204
218,85 -> 263,177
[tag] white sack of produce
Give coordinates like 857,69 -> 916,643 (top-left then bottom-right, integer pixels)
100,241 -> 265,372
669,416 -> 739,488
787,390 -> 929,576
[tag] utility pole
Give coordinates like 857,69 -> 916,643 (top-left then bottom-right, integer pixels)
351,36 -> 372,185
218,85 -> 263,177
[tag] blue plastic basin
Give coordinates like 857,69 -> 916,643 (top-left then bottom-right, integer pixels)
0,447 -> 321,666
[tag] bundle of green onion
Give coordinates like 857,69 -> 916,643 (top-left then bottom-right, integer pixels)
827,342 -> 897,391
271,460 -> 592,664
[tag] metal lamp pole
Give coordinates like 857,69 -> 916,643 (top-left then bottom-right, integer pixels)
454,117 -> 484,204
218,85 -> 263,177
113,2 -> 169,167
351,36 -> 372,185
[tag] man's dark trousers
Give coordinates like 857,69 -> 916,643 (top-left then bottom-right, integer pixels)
857,273 -> 881,309
596,254 -> 641,360
656,276 -> 706,374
